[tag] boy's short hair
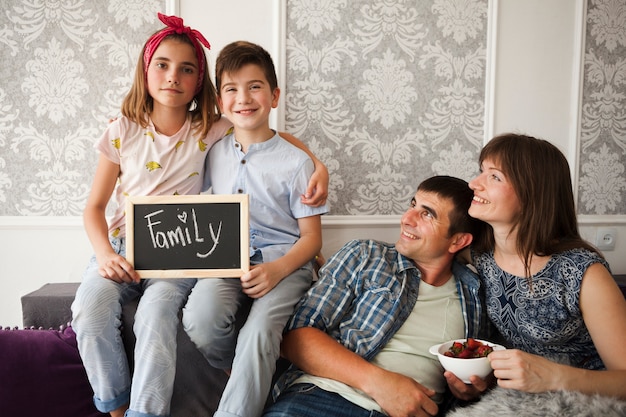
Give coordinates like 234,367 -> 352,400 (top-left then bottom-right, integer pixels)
215,41 -> 278,94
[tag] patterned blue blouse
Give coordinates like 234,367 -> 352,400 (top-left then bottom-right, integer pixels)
473,248 -> 610,370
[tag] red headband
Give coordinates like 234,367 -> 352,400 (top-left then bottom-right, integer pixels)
144,13 -> 211,94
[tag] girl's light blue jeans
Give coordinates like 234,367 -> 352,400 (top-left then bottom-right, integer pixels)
71,237 -> 196,417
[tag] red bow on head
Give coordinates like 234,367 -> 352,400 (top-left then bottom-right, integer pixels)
156,13 -> 210,49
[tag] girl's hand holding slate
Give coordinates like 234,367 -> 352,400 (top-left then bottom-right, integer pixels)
97,252 -> 140,284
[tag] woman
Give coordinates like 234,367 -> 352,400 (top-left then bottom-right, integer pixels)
449,133 -> 626,404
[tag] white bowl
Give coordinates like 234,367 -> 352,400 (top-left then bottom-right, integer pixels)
429,338 -> 505,383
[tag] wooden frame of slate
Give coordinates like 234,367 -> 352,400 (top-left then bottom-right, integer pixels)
126,194 -> 249,278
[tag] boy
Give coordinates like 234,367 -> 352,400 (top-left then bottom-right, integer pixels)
182,41 -> 328,417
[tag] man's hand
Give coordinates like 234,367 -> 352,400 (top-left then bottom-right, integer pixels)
368,370 -> 439,417
444,370 -> 491,401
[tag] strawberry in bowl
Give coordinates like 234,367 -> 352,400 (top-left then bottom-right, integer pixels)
429,338 -> 505,383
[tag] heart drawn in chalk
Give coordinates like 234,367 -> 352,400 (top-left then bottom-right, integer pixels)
177,211 -> 188,223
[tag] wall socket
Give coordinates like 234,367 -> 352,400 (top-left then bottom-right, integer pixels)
595,227 -> 617,251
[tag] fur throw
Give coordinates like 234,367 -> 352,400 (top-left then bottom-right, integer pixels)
446,387 -> 626,417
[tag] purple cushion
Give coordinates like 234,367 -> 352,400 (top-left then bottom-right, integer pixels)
0,326 -> 105,417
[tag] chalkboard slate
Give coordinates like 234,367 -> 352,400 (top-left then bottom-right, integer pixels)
126,194 -> 249,278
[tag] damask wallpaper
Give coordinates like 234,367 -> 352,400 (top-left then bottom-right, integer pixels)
579,0 -> 626,215
284,0 -> 488,215
0,0 -> 624,217
0,0 -> 161,216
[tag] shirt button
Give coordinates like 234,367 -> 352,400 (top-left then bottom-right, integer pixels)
241,159 -> 246,165
237,189 -> 243,193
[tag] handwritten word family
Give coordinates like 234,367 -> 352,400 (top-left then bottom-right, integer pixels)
143,208 -> 222,258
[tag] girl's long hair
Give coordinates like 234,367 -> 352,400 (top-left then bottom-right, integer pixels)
121,32 -> 221,138
472,133 -> 601,278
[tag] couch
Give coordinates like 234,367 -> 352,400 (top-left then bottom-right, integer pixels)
4,276 -> 626,417
3,282 -> 286,417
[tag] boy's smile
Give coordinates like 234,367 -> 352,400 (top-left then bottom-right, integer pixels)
218,63 -> 280,145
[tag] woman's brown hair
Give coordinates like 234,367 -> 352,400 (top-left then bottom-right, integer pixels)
472,133 -> 601,277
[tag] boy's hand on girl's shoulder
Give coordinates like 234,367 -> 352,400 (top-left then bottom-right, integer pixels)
302,163 -> 329,207
240,263 -> 283,299
300,189 -> 326,207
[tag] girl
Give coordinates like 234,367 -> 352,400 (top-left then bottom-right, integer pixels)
71,13 -> 327,417
450,133 -> 626,404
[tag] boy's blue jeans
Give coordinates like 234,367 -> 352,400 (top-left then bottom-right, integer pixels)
182,266 -> 312,417
263,383 -> 386,417
71,237 -> 196,417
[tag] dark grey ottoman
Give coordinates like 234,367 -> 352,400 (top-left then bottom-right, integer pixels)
22,283 -> 80,329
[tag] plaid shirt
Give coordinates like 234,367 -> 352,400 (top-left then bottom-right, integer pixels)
273,239 -> 488,399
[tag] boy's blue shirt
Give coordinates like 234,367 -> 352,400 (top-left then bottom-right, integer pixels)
204,131 -> 328,265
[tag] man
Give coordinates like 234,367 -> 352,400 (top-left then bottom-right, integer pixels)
263,176 -> 490,417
